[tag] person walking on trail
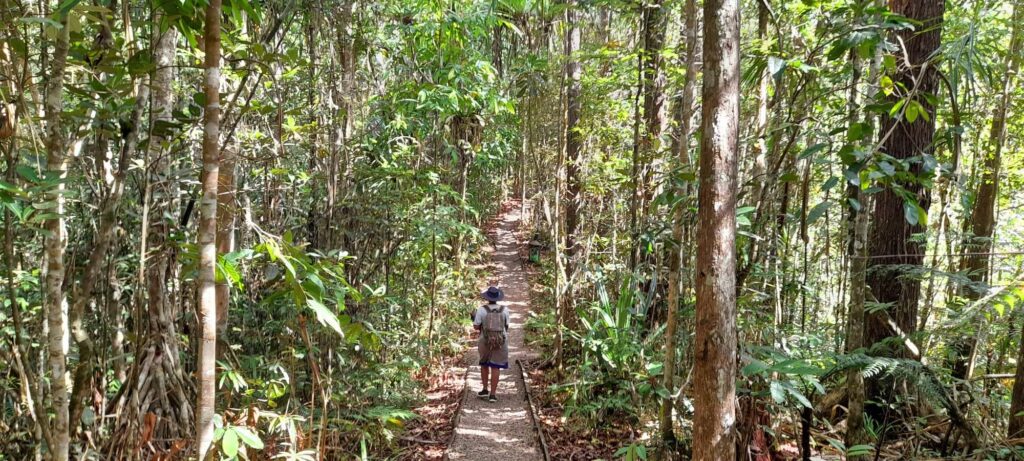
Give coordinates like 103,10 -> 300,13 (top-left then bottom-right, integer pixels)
474,286 -> 510,402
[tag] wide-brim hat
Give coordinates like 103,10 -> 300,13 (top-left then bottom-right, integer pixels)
481,286 -> 505,302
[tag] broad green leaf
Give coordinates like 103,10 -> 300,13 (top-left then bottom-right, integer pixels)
905,100 -> 919,123
223,428 -> 239,457
234,426 -> 264,449
784,382 -> 813,408
799,142 -> 828,160
307,298 -> 343,336
848,444 -> 874,456
807,201 -> 831,226
741,360 -> 769,377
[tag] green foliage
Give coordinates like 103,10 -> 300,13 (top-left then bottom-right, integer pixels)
614,442 -> 648,461
551,276 -> 664,426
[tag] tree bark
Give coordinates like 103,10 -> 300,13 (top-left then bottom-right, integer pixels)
843,40 -> 873,460
1010,313 -> 1024,438
1001,7 -> 1024,440
951,3 -> 1021,381
660,0 -> 699,446
43,12 -> 72,461
563,0 -> 582,331
845,191 -> 870,460
864,0 -> 944,374
630,0 -> 669,268
750,0 -> 770,200
216,146 -> 237,351
107,17 -> 194,457
68,77 -> 150,438
196,0 -> 222,457
693,0 -> 739,456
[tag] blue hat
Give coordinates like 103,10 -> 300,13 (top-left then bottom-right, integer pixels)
481,286 -> 504,302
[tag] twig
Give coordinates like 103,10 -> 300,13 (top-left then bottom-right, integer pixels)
399,436 -> 444,445
517,359 -> 551,461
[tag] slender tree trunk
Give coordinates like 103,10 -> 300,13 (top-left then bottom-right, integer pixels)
843,42 -> 873,459
693,0 -> 739,456
864,0 -> 944,409
196,0 -> 222,457
107,17 -> 193,456
630,0 -> 668,268
552,3 -> 570,368
750,0 -> 770,197
952,3 -> 1021,380
563,0 -> 582,331
216,146 -> 237,354
640,0 -> 667,206
1010,313 -> 1024,437
68,78 -> 149,437
660,0 -> 699,446
43,12 -> 72,461
845,187 -> 871,461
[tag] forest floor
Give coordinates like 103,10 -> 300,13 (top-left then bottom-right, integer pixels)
445,200 -> 543,460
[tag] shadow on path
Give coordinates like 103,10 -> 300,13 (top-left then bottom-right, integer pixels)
446,202 -> 541,461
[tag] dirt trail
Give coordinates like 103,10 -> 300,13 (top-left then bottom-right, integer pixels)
446,202 -> 542,461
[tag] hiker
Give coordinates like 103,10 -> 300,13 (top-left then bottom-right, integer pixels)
473,286 -> 510,402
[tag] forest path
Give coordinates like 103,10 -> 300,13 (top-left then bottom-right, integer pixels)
446,202 -> 542,461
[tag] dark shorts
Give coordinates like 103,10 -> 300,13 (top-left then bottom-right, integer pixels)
479,360 -> 509,369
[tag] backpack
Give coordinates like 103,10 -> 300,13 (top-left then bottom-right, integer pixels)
482,305 -> 506,350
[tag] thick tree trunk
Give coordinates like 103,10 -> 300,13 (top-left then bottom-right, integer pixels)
43,13 -> 72,461
864,0 -> 944,396
1001,7 -> 1024,440
952,3 -> 1021,381
660,0 -> 699,446
196,0 -> 222,457
693,0 -> 739,456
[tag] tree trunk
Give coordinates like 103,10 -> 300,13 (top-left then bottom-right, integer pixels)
216,146 -> 237,352
196,0 -> 222,457
660,0 -> 699,446
68,77 -> 149,439
951,2 -> 1021,381
43,12 -> 72,461
845,191 -> 871,459
107,17 -> 194,458
693,0 -> 739,456
843,42 -> 872,460
1009,313 -> 1024,438
630,0 -> 668,268
864,0 -> 944,404
750,0 -> 770,199
563,0 -> 582,331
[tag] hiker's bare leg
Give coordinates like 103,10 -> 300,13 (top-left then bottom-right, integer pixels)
480,366 -> 489,389
489,367 -> 499,394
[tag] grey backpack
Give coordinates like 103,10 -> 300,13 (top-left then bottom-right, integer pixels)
483,305 -> 506,349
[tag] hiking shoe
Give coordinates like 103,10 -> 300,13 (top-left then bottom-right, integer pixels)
488,394 -> 497,403
477,389 -> 490,398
